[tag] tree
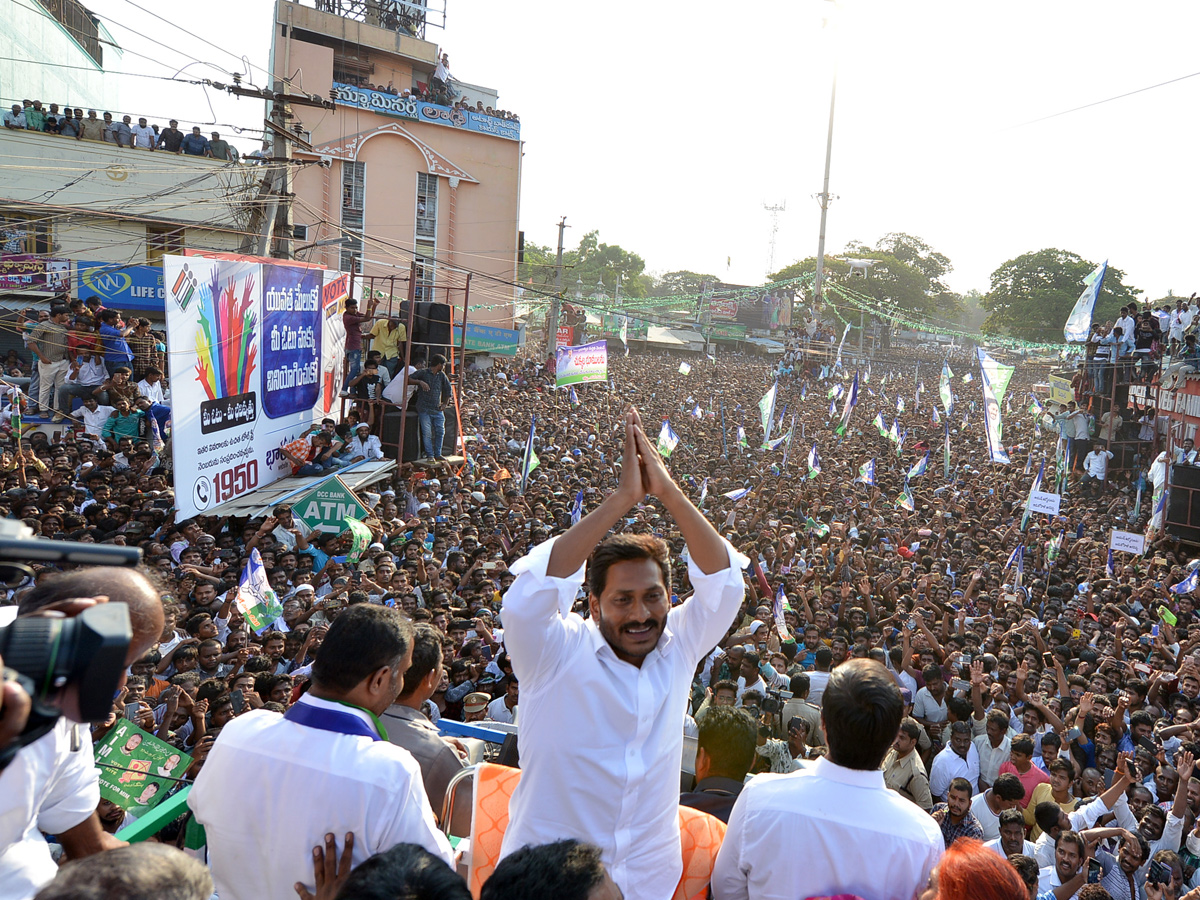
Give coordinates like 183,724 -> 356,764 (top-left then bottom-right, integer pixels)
655,270 -> 719,296
770,233 -> 962,318
516,230 -> 654,301
981,249 -> 1141,343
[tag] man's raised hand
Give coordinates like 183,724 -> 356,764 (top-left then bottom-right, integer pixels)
629,407 -> 675,500
615,409 -> 646,505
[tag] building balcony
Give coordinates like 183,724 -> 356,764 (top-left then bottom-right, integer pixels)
281,0 -> 441,63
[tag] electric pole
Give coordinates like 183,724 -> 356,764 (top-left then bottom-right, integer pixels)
546,216 -> 567,360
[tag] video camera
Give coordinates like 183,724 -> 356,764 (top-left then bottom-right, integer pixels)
0,528 -> 142,771
761,688 -> 793,716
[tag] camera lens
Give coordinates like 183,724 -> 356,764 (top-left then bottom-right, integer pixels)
0,616 -> 73,704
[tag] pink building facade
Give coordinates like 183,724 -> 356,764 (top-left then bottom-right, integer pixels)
270,0 -> 521,330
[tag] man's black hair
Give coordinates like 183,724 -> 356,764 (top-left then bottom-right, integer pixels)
481,839 -> 608,900
399,624 -> 444,697
820,659 -> 902,770
331,842 -> 469,900
696,706 -> 756,781
311,604 -> 413,693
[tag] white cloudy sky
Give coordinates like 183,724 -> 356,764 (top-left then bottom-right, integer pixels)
81,0 -> 1199,301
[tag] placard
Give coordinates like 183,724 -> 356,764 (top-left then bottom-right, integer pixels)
1110,530 -> 1146,555
95,720 -> 191,813
1028,490 -> 1061,516
555,340 -> 608,387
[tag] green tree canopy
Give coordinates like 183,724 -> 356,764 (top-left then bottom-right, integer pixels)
981,249 -> 1141,343
517,231 -> 654,303
771,233 -> 962,318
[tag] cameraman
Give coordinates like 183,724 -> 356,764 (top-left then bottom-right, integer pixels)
0,568 -> 164,900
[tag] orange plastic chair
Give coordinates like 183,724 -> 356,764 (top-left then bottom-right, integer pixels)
461,763 -> 727,900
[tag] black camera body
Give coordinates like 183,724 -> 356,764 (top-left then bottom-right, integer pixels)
0,602 -> 132,722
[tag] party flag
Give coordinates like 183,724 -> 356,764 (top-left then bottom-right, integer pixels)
724,486 -> 751,501
888,418 -> 901,444
679,361 -> 692,375
1170,568 -> 1200,596
907,453 -> 928,479
931,406 -> 940,425
896,481 -> 915,512
1020,460 -> 1045,531
940,363 -> 954,416
963,372 -> 973,383
897,397 -> 905,413
804,516 -> 830,537
1024,452 -> 1033,476
808,444 -> 822,478
569,387 -> 580,407
521,417 -> 540,489
699,477 -> 709,507
759,382 -> 778,442
657,420 -> 680,458
828,398 -> 837,417
1105,549 -> 1114,579
874,412 -> 887,436
236,548 -> 286,634
1064,260 -> 1108,342
692,404 -> 703,419
737,424 -> 749,449
570,490 -> 584,525
835,373 -> 859,436
858,459 -> 876,485
1004,543 -> 1024,574
1046,531 -> 1064,566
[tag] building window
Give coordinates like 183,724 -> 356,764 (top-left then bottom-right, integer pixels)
0,213 -> 51,255
416,172 -> 437,239
414,243 -> 436,302
341,161 -> 366,272
146,225 -> 184,264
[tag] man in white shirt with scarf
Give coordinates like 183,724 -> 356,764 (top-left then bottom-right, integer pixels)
189,604 -> 451,900
500,408 -> 747,900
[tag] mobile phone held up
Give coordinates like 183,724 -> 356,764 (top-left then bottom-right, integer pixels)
1087,859 -> 1102,884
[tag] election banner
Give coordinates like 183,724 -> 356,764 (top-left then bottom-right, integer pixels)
293,476 -> 368,534
95,720 -> 192,813
164,254 -> 337,518
977,348 -> 1010,465
555,340 -> 608,386
313,270 -> 357,420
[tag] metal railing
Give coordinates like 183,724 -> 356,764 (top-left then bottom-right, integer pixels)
298,0 -> 446,39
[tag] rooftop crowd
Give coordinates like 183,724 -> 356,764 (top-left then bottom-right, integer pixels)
5,294 -> 1200,900
4,97 -> 243,161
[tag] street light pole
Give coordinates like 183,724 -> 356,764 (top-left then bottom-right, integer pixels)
813,58 -> 838,305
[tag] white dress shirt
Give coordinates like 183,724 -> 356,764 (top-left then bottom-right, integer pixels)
1031,793 -> 1119,867
500,534 -> 747,900
486,696 -> 516,724
711,757 -> 944,900
969,790 -> 1003,840
974,732 -> 1012,789
0,719 -> 100,900
345,433 -> 384,460
136,378 -> 164,403
79,403 -> 115,438
189,694 -> 452,900
928,742 -> 981,799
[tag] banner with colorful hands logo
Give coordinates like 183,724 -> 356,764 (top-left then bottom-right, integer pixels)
165,253 -> 347,518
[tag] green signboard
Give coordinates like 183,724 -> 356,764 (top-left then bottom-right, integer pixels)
601,314 -> 649,340
451,324 -> 520,356
707,323 -> 746,341
293,476 -> 369,534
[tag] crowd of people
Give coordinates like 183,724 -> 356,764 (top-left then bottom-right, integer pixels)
3,98 -> 242,160
7,294 -> 1200,900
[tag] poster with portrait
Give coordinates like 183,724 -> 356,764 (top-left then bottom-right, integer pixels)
94,720 -> 192,813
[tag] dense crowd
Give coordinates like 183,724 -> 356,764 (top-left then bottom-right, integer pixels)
7,295 -> 1200,900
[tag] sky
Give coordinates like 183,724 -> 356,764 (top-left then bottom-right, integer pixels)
66,0 -> 1200,306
